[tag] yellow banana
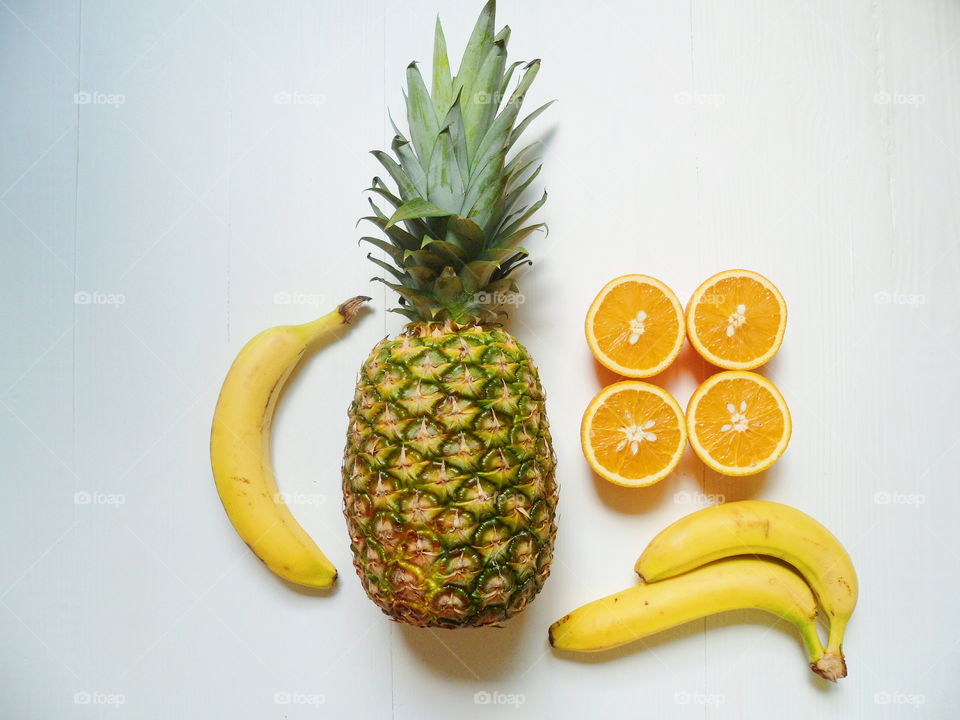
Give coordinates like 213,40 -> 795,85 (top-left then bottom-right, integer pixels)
210,296 -> 369,588
549,558 -> 834,679
635,500 -> 856,680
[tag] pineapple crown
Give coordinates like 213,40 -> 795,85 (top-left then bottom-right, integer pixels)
361,0 -> 551,324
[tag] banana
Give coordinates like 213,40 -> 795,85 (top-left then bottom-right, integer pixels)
210,296 -> 369,588
549,558 -> 832,678
635,500 -> 856,680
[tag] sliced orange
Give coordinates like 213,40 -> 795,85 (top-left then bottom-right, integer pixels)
686,371 -> 791,476
686,270 -> 786,370
585,275 -> 685,378
581,381 -> 687,487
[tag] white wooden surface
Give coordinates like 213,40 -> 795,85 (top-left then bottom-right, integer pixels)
3,1 -> 959,717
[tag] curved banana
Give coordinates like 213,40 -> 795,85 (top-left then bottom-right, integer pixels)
549,558 -> 833,678
635,500 -> 856,680
210,296 -> 369,588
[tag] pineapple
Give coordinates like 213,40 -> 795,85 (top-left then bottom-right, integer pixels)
342,0 -> 557,628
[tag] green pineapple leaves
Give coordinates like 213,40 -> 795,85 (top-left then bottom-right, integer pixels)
364,0 -> 550,323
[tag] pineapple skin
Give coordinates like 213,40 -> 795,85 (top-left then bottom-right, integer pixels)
342,323 -> 557,627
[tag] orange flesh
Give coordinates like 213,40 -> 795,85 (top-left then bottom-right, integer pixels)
692,276 -> 782,364
593,282 -> 681,370
691,377 -> 786,468
589,388 -> 684,479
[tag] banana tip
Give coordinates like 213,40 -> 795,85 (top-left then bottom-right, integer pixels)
338,296 -> 372,324
811,653 -> 847,682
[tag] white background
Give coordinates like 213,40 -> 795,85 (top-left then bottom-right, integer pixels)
3,0 -> 959,717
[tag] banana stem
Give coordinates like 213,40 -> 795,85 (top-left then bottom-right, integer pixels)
298,296 -> 370,340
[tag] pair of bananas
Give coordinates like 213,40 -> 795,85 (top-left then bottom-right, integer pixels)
548,501 -> 857,682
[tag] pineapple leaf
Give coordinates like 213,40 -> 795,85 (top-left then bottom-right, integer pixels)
439,93 -> 470,186
462,35 -> 507,156
371,150 -> 419,201
462,259 -> 501,291
471,59 -> 540,174
503,163 -> 541,215
367,253 -> 408,282
453,0 -> 496,112
499,222 -> 545,252
426,127 -> 464,212
372,277 -> 432,317
367,179 -> 402,210
503,140 -> 541,179
432,17 -> 454,116
406,265 -> 436,287
447,214 -> 485,245
509,100 -> 555,150
420,238 -> 467,266
493,251 -> 531,279
406,62 -> 441,166
434,266 -> 464,302
500,191 -> 547,238
385,197 -> 451,229
392,135 -> 427,196
498,60 -> 524,104
360,236 -> 405,264
403,248 -> 447,269
363,208 -> 421,250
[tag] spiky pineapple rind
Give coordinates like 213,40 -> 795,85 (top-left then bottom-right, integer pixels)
343,325 -> 558,627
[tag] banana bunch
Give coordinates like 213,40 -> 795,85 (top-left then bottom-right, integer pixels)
549,501 -> 857,682
210,297 -> 369,588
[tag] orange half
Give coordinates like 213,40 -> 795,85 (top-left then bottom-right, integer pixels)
686,371 -> 791,476
585,275 -> 685,377
686,269 -> 786,370
582,381 -> 687,487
